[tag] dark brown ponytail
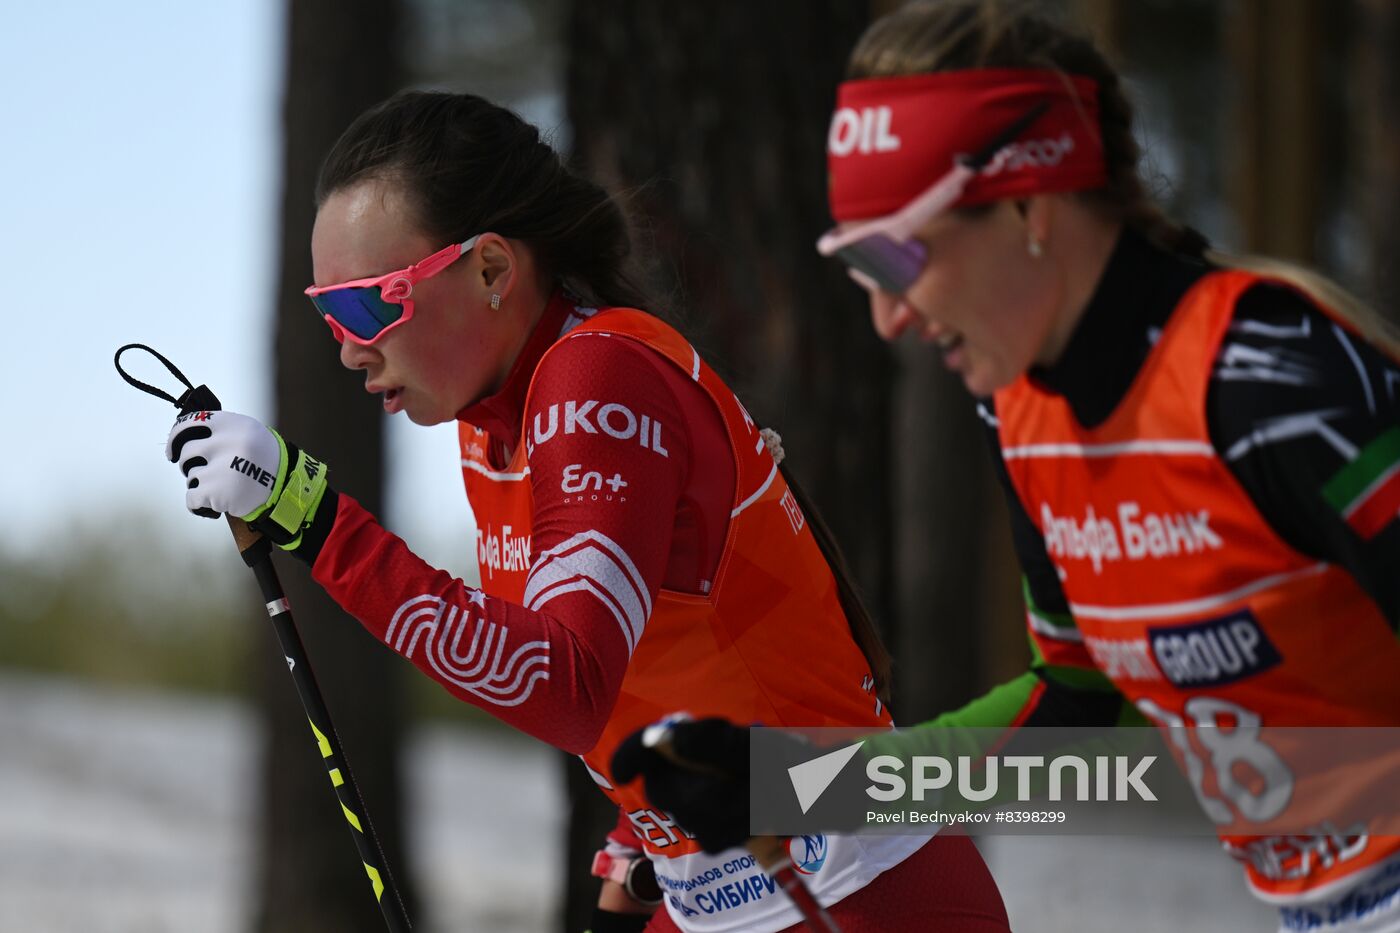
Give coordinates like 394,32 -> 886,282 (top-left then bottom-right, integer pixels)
778,464 -> 893,705
316,90 -> 651,309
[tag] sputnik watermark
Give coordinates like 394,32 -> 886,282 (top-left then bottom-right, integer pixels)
752,725 -> 1400,837
781,738 -> 1157,837
866,753 -> 1157,803
788,741 -> 866,814
786,742 -> 1157,815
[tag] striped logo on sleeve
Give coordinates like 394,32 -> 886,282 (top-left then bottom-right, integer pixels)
523,530 -> 652,653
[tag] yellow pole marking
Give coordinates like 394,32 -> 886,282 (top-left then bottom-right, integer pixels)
309,719 -> 332,759
305,722 -> 386,907
364,863 -> 385,900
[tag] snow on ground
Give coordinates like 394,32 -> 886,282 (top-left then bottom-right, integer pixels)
0,670 -> 1279,932
978,835 -> 1278,932
0,671 -> 560,933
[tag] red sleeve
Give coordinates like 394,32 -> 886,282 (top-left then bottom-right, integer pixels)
605,807 -> 646,857
311,335 -> 688,755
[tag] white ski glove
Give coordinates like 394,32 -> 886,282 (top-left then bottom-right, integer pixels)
166,410 -> 330,550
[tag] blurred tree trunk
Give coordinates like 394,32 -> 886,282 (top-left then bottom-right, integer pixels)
560,2 -> 875,928
1356,0 -> 1400,315
562,1 -> 1019,926
1224,0 -> 1325,261
258,1 -> 414,931
891,346 -> 1027,710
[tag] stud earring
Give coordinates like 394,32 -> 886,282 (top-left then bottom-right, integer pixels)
490,293 -> 502,310
1027,236 -> 1044,259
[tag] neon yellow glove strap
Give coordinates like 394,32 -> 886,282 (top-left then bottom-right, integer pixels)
264,450 -> 330,548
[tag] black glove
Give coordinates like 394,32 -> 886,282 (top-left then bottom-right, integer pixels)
586,906 -> 651,933
611,717 -> 752,854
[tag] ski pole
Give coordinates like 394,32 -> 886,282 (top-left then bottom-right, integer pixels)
115,344 -> 413,932
747,837 -> 842,933
643,725 -> 842,933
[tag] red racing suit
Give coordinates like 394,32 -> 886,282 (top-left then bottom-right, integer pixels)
310,292 -> 929,932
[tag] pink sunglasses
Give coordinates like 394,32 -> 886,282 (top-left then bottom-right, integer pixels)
305,234 -> 481,345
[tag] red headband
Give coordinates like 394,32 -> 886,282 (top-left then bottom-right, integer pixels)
827,69 -> 1107,221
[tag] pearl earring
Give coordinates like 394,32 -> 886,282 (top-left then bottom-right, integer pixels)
1027,236 -> 1044,259
490,293 -> 502,310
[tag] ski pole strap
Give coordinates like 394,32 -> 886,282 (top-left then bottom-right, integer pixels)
114,343 -> 223,413
114,343 -> 196,406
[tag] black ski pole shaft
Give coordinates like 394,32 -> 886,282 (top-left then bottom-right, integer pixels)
195,402 -> 411,929
114,344 -> 412,931
233,522 -> 413,932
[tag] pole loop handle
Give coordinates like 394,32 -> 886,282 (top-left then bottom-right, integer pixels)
114,343 -> 197,408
